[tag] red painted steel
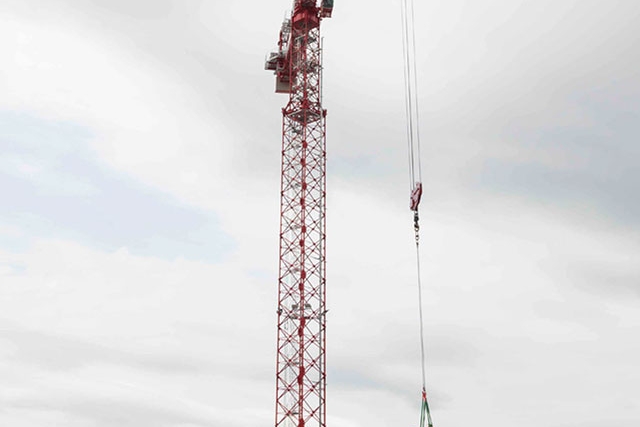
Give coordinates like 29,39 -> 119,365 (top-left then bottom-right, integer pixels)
266,2 -> 332,427
410,182 -> 423,211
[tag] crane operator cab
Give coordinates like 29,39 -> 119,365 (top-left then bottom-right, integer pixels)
321,0 -> 333,18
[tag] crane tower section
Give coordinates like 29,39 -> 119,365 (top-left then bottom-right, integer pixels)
265,2 -> 333,427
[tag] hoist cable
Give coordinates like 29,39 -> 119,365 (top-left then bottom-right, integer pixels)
400,0 -> 434,425
415,238 -> 427,398
401,0 -> 423,188
408,0 -> 423,183
415,235 -> 433,427
400,0 -> 415,191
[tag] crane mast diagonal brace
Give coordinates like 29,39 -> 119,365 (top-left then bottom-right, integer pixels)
265,2 -> 333,427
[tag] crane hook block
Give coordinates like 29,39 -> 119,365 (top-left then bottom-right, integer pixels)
410,182 -> 423,212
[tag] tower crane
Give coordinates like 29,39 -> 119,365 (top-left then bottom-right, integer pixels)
265,1 -> 434,427
265,2 -> 333,427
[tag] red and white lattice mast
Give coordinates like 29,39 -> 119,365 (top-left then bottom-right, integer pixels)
265,2 -> 333,427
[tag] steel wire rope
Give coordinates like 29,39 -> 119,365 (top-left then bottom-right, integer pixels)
400,0 -> 416,191
400,0 -> 433,426
409,0 -> 423,183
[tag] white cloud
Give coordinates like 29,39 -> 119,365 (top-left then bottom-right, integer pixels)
1,186 -> 639,426
1,0 -> 639,426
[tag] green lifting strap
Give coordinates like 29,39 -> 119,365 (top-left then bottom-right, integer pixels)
419,388 -> 434,427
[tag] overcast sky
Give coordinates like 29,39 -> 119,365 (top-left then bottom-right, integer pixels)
1,0 -> 639,426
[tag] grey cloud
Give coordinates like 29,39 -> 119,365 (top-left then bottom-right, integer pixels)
329,367 -> 388,393
5,0 -> 640,231
3,1 -> 640,426
0,322 -> 206,374
5,398 -> 214,427
329,366 -> 455,410
47,0 -> 284,186
0,112 -> 234,261
473,80 -> 640,226
475,155 -> 640,226
419,1 -> 640,229
77,0 -> 180,20
566,263 -> 640,299
556,420 -> 639,427
532,299 -> 620,333
332,316 -> 483,368
383,327 -> 483,368
329,322 -> 481,409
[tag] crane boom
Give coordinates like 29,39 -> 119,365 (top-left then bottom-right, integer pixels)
265,2 -> 333,427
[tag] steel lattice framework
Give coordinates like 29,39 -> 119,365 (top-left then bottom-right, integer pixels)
265,2 -> 333,427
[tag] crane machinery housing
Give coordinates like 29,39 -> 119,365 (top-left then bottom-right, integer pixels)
265,2 -> 334,427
